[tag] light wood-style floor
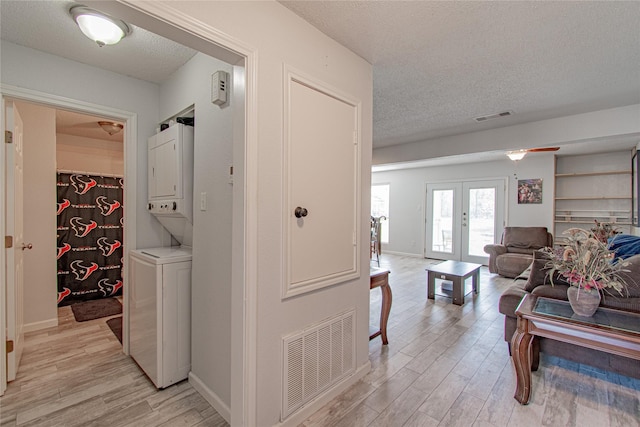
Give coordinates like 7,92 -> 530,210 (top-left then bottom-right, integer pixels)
2,254 -> 639,426
302,254 -> 640,427
0,302 -> 228,426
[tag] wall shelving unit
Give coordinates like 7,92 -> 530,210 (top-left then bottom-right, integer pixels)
554,152 -> 632,245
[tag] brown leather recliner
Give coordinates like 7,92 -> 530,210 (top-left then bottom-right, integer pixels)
484,226 -> 553,278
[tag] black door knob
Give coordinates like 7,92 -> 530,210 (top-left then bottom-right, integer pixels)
294,207 -> 308,218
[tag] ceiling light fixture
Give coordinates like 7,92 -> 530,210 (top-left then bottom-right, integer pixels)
70,5 -> 130,47
506,150 -> 527,161
98,121 -> 123,136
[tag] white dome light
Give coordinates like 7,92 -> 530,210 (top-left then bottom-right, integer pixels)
70,6 -> 130,47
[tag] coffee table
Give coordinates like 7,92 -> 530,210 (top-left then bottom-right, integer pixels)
512,294 -> 640,404
426,260 -> 481,305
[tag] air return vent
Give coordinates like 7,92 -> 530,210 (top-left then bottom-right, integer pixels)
473,110 -> 513,122
282,310 -> 355,420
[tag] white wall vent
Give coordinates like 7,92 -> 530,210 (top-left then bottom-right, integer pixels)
282,310 -> 356,420
473,110 -> 513,122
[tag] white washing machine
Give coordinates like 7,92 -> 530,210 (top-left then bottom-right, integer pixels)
129,246 -> 192,388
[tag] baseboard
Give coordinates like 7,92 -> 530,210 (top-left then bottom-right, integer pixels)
380,250 -> 423,258
23,318 -> 58,333
274,360 -> 372,427
188,372 -> 231,423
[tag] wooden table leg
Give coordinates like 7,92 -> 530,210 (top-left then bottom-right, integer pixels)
379,282 -> 392,345
427,272 -> 435,300
453,277 -> 463,305
472,270 -> 479,294
511,316 -> 533,404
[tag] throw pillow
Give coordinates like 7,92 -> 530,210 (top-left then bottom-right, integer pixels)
524,250 -> 551,292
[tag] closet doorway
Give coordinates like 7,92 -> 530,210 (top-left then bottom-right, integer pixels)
425,179 -> 506,264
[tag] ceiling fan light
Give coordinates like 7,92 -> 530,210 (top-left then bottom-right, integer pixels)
70,6 -> 130,46
507,150 -> 527,161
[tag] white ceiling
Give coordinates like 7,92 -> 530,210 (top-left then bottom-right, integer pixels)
56,109 -> 123,143
280,1 -> 640,148
1,1 -> 639,156
0,0 -> 195,142
0,1 -> 197,84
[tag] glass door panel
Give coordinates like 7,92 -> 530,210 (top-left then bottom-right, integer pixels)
425,183 -> 461,260
426,179 -> 505,264
462,180 -> 505,264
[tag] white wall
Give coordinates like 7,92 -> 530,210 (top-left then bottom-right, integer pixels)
372,154 -> 554,256
56,134 -> 124,176
18,102 -> 58,330
4,3 -> 373,424
132,2 -> 373,425
1,41 -> 165,248
158,53 -> 234,411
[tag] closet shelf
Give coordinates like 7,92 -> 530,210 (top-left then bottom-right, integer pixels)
555,196 -> 631,201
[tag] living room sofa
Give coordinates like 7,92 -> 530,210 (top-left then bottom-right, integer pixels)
484,226 -> 553,278
498,252 -> 640,379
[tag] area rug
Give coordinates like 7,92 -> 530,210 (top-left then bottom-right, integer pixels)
106,316 -> 123,343
71,298 -> 122,322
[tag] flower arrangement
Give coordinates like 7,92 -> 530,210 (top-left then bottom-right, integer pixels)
591,220 -> 620,244
541,228 -> 628,295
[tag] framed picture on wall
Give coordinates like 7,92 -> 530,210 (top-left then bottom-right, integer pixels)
517,178 -> 543,204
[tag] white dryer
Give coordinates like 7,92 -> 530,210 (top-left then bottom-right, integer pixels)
129,246 -> 192,388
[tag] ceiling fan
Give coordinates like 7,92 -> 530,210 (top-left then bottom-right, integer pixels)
507,147 -> 559,161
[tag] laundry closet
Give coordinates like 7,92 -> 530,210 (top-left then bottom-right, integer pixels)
129,115 -> 195,389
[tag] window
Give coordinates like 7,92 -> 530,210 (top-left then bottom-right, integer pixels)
371,184 -> 389,243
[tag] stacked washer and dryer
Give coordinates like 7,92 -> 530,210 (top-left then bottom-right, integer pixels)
129,122 -> 194,388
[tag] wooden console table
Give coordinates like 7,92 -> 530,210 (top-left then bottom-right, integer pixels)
370,267 -> 392,345
512,294 -> 640,404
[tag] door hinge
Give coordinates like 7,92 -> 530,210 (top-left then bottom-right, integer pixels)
353,130 -> 358,145
6,340 -> 14,354
5,236 -> 13,248
5,130 -> 12,144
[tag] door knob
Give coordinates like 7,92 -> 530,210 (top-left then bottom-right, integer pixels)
294,207 -> 308,218
21,243 -> 33,250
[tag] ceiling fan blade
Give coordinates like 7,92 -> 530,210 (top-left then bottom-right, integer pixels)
526,147 -> 560,152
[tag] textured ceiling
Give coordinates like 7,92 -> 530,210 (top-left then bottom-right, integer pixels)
2,1 -> 639,152
280,1 -> 640,147
0,0 -> 197,84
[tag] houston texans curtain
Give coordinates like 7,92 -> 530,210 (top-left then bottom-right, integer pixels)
56,173 -> 124,306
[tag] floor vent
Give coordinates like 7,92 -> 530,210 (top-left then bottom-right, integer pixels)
282,310 -> 355,420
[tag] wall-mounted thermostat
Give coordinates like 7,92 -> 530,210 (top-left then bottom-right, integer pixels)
211,70 -> 228,106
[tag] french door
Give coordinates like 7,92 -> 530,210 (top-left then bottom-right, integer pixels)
425,179 -> 505,264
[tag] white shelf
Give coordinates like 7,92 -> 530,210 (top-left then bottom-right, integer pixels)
555,170 -> 631,178
554,152 -> 632,239
555,196 -> 630,201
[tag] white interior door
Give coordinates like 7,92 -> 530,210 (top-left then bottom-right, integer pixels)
4,100 -> 26,382
426,179 -> 505,264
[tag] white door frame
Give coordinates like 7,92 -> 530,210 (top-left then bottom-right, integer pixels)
0,84 -> 137,387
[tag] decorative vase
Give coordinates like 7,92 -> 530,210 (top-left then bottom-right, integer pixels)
567,286 -> 601,317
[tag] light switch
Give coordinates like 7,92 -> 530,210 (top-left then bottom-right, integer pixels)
200,192 -> 207,211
